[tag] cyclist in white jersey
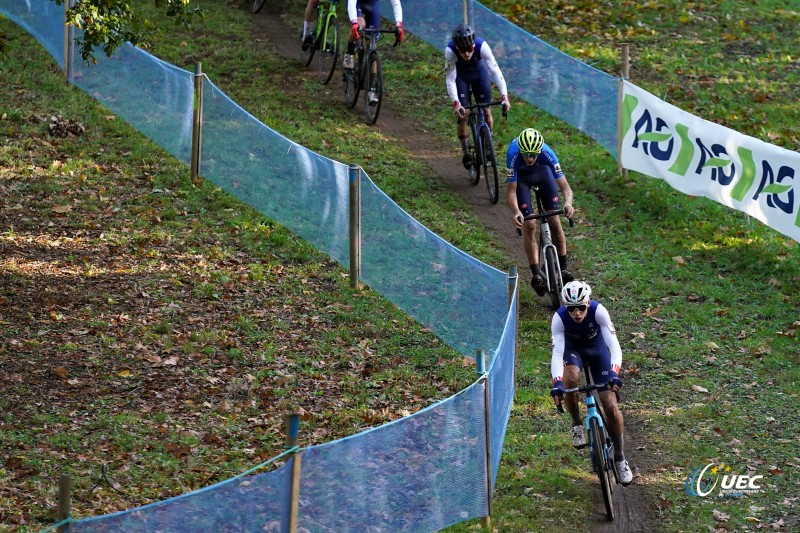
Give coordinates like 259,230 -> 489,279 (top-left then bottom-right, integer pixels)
445,23 -> 510,169
550,281 -> 634,485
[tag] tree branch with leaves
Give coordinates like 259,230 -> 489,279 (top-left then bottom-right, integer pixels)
52,0 -> 203,62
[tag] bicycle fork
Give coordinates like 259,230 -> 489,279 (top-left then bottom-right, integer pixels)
539,223 -> 561,291
585,396 -> 615,475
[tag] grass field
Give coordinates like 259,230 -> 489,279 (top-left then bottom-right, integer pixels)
1,1 -> 799,531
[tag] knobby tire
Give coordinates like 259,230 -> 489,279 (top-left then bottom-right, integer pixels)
364,51 -> 382,124
317,16 -> 339,84
480,126 -> 498,203
251,0 -> 266,14
343,47 -> 361,108
591,387 -> 619,487
467,119 -> 480,185
590,418 -> 615,521
544,247 -> 561,310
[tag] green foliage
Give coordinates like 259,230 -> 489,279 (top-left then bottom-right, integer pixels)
52,0 -> 203,62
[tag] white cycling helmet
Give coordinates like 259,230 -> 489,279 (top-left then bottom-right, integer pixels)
562,281 -> 591,306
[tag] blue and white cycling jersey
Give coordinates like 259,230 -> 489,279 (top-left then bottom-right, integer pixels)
505,138 -> 564,184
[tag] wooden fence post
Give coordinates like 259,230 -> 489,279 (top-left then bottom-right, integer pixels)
507,265 -> 518,397
476,349 -> 492,530
56,474 -> 72,533
349,164 -> 362,289
618,43 -> 630,178
285,413 -> 302,533
63,0 -> 74,83
191,62 -> 204,185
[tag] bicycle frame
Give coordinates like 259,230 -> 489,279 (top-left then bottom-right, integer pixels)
557,368 -> 619,519
463,100 -> 503,203
316,1 -> 338,50
465,101 -> 499,161
519,186 -> 573,308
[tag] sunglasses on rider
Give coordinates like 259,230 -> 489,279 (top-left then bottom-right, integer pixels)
521,151 -> 540,159
457,45 -> 475,54
567,304 -> 587,314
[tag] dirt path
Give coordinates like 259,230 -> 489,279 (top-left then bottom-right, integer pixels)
254,5 -> 657,531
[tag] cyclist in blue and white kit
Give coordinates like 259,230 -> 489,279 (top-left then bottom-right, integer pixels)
347,0 -> 403,41
506,128 -> 574,295
550,281 -> 634,485
445,24 -> 510,169
343,0 -> 404,103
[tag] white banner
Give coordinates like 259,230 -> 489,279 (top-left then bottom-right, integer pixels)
620,81 -> 799,242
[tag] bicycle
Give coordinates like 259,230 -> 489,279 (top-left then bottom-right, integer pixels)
463,100 -> 505,204
554,368 -> 620,521
342,26 -> 399,125
300,0 -> 340,85
517,185 -> 574,309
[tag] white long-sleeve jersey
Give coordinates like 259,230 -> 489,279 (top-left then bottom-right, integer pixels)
550,301 -> 623,382
347,0 -> 402,25
444,40 -> 508,104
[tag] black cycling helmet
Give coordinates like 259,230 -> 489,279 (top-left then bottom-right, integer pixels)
452,24 -> 476,50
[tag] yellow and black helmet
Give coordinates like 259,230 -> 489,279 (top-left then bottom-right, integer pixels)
517,128 -> 544,154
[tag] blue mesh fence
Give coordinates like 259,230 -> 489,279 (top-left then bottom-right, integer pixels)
1,0 -> 64,65
202,81 -> 352,265
487,280 -> 517,489
299,380 -> 489,532
200,79 -> 510,355
360,178 -> 509,355
72,45 -> 196,163
0,0 -> 564,531
70,452 -> 295,533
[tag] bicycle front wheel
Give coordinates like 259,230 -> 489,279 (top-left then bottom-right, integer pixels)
590,418 -> 615,521
343,49 -> 361,108
252,0 -> 266,14
467,120 -> 480,185
317,16 -> 339,84
544,246 -> 561,309
479,126 -> 499,203
364,51 -> 383,124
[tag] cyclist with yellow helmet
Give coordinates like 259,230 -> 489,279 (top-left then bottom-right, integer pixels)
506,128 -> 575,295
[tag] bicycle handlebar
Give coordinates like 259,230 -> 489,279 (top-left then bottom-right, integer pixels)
515,210 -> 574,236
463,100 -> 508,119
554,382 -> 620,413
361,26 -> 401,47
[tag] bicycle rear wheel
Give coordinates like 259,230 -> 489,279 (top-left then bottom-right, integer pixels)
544,247 -> 561,309
343,48 -> 361,108
252,0 -> 266,14
364,51 -> 382,124
479,126 -> 499,203
590,418 -> 615,520
317,16 -> 339,84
